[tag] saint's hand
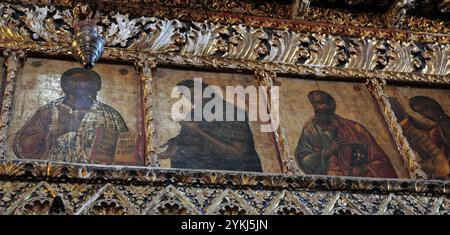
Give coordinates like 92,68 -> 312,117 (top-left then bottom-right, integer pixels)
324,138 -> 354,158
48,123 -> 69,139
159,143 -> 179,159
351,166 -> 368,177
68,111 -> 87,131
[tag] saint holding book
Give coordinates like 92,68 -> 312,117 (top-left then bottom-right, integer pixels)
295,90 -> 397,178
13,68 -> 141,165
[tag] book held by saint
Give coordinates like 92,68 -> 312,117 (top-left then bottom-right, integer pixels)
90,127 -> 139,165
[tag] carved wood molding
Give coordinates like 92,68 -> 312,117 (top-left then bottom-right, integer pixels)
135,58 -> 159,168
4,1 -> 449,35
0,160 -> 448,214
0,160 -> 448,196
0,177 -> 448,215
0,3 -> 448,83
0,50 -> 25,160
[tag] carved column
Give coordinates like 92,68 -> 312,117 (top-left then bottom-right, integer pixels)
255,69 -> 304,175
135,57 -> 159,167
0,50 -> 25,160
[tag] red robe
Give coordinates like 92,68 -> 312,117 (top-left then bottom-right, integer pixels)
296,115 -> 398,178
328,116 -> 397,178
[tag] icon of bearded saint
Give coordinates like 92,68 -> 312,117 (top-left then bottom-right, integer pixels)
295,90 -> 398,178
13,68 -> 132,164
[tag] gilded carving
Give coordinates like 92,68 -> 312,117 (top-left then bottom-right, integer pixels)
366,77 -> 427,179
384,0 -> 415,29
128,18 -> 186,53
0,162 -> 447,214
0,50 -> 25,160
135,58 -> 159,167
305,7 -> 449,35
1,3 -> 448,80
0,1 -> 448,215
182,22 -> 229,57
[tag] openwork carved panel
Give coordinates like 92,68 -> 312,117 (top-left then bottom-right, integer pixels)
6,0 -> 450,34
0,162 -> 447,215
0,3 -> 448,81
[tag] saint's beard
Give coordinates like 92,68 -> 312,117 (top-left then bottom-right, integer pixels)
314,111 -> 335,124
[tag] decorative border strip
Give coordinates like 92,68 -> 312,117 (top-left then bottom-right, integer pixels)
0,50 -> 24,160
5,0 -> 450,36
0,160 -> 448,196
0,43 -> 448,85
0,3 -> 448,80
1,178 -> 448,215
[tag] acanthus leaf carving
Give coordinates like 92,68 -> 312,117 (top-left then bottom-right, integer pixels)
182,21 -> 229,57
303,34 -> 350,68
224,24 -> 268,61
16,5 -> 72,43
0,7 -> 31,43
347,38 -> 385,70
416,43 -> 450,75
128,18 -> 186,53
103,13 -> 141,47
265,30 -> 310,64
381,40 -> 415,73
0,3 -> 448,78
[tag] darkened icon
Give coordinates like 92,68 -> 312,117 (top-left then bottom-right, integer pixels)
13,68 -> 142,165
159,79 -> 263,172
389,96 -> 449,179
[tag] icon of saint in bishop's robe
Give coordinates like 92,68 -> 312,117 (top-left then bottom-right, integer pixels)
13,68 -> 131,164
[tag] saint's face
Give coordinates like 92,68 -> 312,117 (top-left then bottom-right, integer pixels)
63,77 -> 98,100
411,101 -> 442,123
310,94 -> 334,116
